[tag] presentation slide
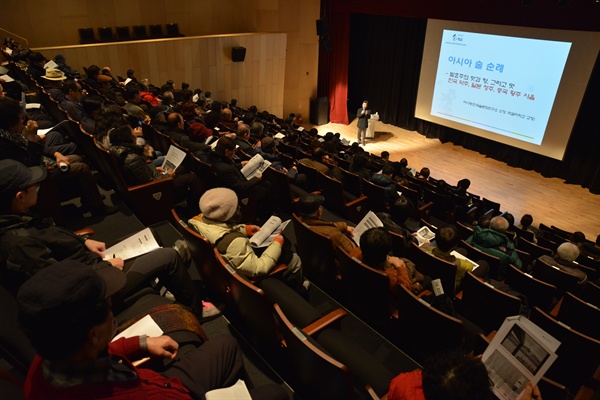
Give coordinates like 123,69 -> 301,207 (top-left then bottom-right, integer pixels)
431,31 -> 571,146
416,20 -> 600,160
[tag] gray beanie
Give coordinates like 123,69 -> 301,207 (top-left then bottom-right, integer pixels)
199,187 -> 238,222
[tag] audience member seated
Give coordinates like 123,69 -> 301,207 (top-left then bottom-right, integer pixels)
321,131 -> 338,154
360,227 -> 430,298
372,164 -> 401,206
349,152 -> 372,181
26,52 -> 46,83
40,68 -> 67,102
97,74 -> 125,105
61,80 -> 86,121
299,146 -> 343,181
188,188 -> 304,290
466,216 -> 522,280
377,196 -> 418,241
387,350 -> 541,400
18,261 -> 284,400
538,242 -> 588,284
421,225 -> 489,290
296,193 -> 359,255
164,112 -> 211,155
123,86 -> 150,123
54,53 -> 79,78
109,124 -> 201,215
0,159 -> 219,320
83,64 -> 101,89
80,94 -> 104,134
582,234 -> 600,261
418,167 -> 430,181
519,213 -> 538,243
207,137 -> 270,207
0,98 -> 114,216
234,123 -> 256,155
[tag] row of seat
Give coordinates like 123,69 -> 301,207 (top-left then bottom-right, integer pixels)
171,209 -> 413,399
78,23 -> 183,44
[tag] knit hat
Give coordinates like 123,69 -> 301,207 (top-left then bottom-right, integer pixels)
199,187 -> 238,222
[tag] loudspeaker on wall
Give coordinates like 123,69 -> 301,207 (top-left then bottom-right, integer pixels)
232,46 -> 246,62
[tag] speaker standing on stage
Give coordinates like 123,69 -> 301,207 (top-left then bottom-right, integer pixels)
357,100 -> 370,145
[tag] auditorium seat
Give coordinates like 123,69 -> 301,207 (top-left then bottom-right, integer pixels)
532,258 -> 580,298
361,178 -> 389,213
291,213 -> 341,295
505,264 -> 556,313
457,272 -> 522,335
555,292 -> 600,341
409,242 -> 457,296
395,284 -> 464,363
98,26 -> 113,42
517,237 -> 554,260
339,167 -> 363,198
115,26 -> 131,41
78,27 -> 96,44
530,306 -> 600,395
318,171 -> 367,224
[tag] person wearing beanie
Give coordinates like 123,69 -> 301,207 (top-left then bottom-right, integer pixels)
188,188 -> 304,289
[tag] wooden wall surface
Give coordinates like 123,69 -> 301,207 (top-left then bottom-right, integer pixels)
32,33 -> 287,116
0,0 -> 320,117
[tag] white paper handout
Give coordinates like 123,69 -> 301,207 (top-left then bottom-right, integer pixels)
274,132 -> 285,139
0,74 -> 14,82
482,315 -> 559,400
104,227 -> 161,261
44,60 -> 58,69
112,314 -> 163,342
415,225 -> 436,246
205,379 -> 252,400
352,211 -> 383,245
240,153 -> 271,180
249,215 -> 291,248
162,145 -> 187,173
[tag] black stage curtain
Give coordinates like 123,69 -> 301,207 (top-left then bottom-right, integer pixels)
348,13 -> 600,193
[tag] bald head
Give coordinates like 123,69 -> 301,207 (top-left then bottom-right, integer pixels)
556,242 -> 580,262
490,216 -> 509,233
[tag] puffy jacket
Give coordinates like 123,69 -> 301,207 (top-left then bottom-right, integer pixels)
466,226 -> 522,279
187,215 -> 281,278
110,143 -> 163,186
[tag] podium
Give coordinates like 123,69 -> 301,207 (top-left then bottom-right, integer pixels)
366,113 -> 379,139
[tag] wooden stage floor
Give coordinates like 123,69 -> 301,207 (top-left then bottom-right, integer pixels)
311,119 -> 600,240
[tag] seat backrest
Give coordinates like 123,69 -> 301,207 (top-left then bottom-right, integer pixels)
98,26 -> 113,42
213,250 -> 282,351
388,230 -> 406,258
273,304 -> 354,400
398,184 -> 419,209
532,258 -> 580,297
78,27 -> 96,43
530,306 -> 600,394
340,167 -> 363,198
460,239 -> 502,280
361,178 -> 388,213
505,264 -> 556,312
481,197 -> 501,215
262,166 -> 296,212
296,161 -> 321,192
517,237 -> 553,261
133,25 -> 147,39
409,242 -> 457,296
536,235 -> 559,253
291,213 -> 340,293
395,284 -> 464,363
318,171 -> 367,224
455,221 -> 474,241
512,225 -> 535,242
337,246 -> 393,329
149,24 -> 164,38
115,26 -> 131,40
578,281 -> 600,309
95,142 -> 174,225
166,23 -> 182,37
556,292 -> 600,341
459,272 -> 522,334
170,209 -> 231,305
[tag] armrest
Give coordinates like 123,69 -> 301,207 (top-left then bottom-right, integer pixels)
303,308 -> 347,336
345,195 -> 368,208
74,228 -> 94,238
365,385 -> 388,400
418,201 -> 434,221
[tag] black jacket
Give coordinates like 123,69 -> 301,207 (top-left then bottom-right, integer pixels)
0,214 -> 109,287
207,151 -> 260,196
110,143 -> 163,186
